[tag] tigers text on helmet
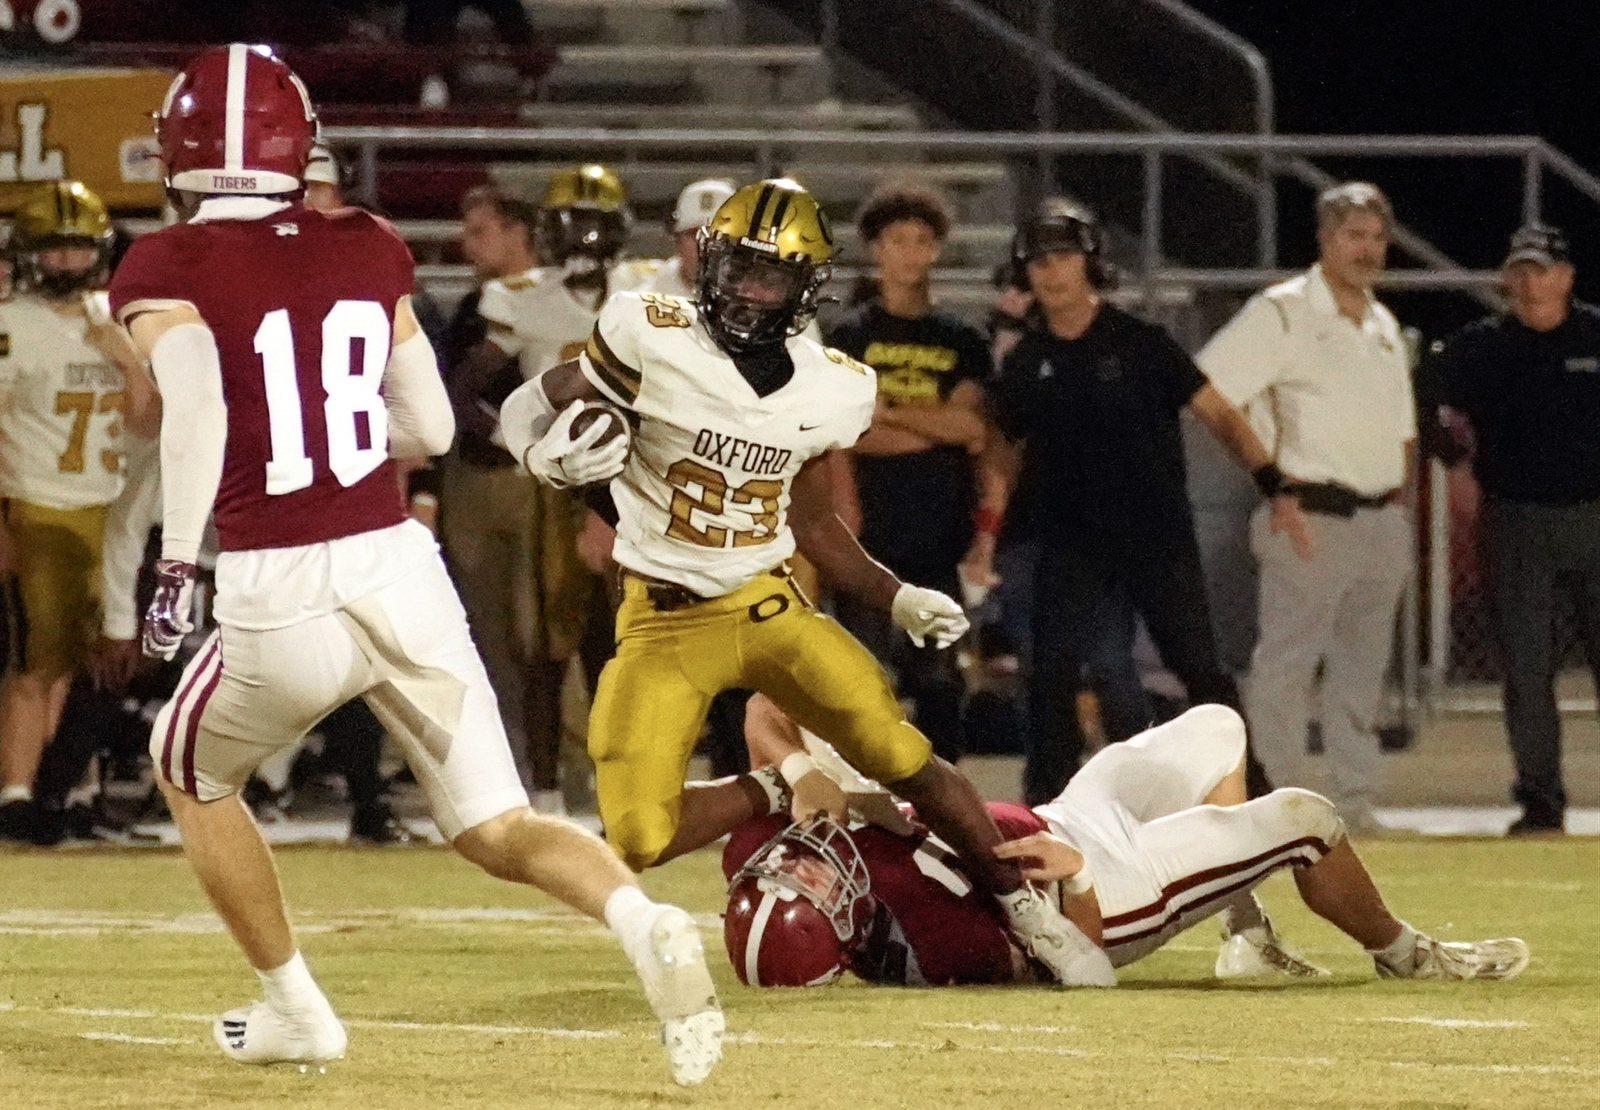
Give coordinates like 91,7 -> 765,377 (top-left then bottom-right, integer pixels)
1011,197 -> 1113,289
536,164 -> 631,267
157,43 -> 318,196
724,815 -> 874,987
11,179 -> 114,297
696,178 -> 832,353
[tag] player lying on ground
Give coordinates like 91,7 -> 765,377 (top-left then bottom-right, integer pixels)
499,178 -> 1106,985
110,44 -> 719,1084
721,700 -> 1529,987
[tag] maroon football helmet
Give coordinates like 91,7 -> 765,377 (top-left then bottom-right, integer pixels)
724,815 -> 874,987
157,43 -> 317,196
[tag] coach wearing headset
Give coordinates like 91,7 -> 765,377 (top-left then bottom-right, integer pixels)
964,199 -> 1289,805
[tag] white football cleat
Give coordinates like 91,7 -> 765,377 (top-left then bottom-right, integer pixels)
1001,885 -> 1117,987
213,999 -> 347,1066
633,907 -> 723,1085
1215,921 -> 1329,979
1376,935 -> 1530,981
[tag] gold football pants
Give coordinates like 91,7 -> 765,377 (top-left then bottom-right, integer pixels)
590,569 -> 932,870
4,499 -> 106,678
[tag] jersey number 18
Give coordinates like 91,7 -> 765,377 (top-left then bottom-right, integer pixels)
253,300 -> 390,496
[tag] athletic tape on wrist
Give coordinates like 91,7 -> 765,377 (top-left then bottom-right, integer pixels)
779,752 -> 818,787
1063,859 -> 1094,897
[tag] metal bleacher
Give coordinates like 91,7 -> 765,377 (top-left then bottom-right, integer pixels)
306,0 -> 1021,314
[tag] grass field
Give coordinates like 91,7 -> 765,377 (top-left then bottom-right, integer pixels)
1,837 -> 1595,1109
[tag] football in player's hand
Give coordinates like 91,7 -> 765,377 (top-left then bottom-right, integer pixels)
570,401 -> 628,447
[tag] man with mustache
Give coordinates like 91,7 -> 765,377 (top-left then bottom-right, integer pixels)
1198,182 -> 1416,836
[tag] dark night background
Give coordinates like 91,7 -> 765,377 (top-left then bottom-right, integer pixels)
1187,1 -> 1600,331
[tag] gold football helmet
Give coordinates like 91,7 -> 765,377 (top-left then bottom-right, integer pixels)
11,179 -> 115,297
697,178 -> 833,352
537,163 -> 631,267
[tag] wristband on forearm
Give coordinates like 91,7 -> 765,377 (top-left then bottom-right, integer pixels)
1252,462 -> 1286,498
748,766 -> 790,815
1062,858 -> 1095,897
973,507 -> 1003,536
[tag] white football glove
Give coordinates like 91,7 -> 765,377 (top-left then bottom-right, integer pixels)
890,583 -> 970,649
523,400 -> 628,489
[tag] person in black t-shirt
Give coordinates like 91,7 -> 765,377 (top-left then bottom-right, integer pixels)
824,183 -> 991,761
1421,224 -> 1600,836
966,200 -> 1286,804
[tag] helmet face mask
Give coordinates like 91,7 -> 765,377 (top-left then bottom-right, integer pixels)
537,164 -> 631,269
696,178 -> 832,354
537,206 -> 629,268
724,815 -> 875,987
697,238 -> 817,351
11,180 -> 113,297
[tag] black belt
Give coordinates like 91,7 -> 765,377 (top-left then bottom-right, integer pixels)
625,565 -> 791,612
1289,482 -> 1399,518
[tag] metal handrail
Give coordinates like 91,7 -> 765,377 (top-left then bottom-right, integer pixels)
1132,0 -> 1276,264
321,124 -> 1597,302
320,124 -> 1557,157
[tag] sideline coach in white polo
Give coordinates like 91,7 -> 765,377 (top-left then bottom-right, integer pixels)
1198,182 -> 1415,833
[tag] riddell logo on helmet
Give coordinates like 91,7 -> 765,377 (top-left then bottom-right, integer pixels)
739,237 -> 778,254
211,174 -> 259,190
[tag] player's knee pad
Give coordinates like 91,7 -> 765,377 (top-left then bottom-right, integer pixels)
1263,787 -> 1346,850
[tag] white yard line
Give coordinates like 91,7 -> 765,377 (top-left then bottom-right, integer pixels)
1371,1016 -> 1531,1029
0,906 -> 722,937
81,1032 -> 188,1046
10,1002 -> 1590,1078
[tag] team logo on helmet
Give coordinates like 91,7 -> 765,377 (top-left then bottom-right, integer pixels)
724,815 -> 874,988
695,179 -> 832,353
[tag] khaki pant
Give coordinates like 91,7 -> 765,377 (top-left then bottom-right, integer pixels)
1243,502 -> 1411,823
439,457 -> 602,791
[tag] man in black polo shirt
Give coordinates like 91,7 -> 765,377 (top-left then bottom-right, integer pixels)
966,200 -> 1294,805
1425,224 -> 1600,836
826,183 -> 992,762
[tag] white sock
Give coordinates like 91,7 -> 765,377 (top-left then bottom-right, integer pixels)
604,885 -> 667,966
996,886 -> 1038,915
0,784 -> 32,804
1367,921 -> 1419,967
257,951 -> 326,1013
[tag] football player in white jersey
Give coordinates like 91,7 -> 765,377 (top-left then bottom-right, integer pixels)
0,180 -> 157,839
477,164 -> 660,380
501,178 -> 1111,986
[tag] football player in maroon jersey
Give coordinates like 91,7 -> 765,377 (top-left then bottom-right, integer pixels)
108,44 -> 721,1084
723,702 -> 1530,987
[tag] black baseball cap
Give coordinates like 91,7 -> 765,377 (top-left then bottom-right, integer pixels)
1503,223 -> 1571,268
1011,199 -> 1101,266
